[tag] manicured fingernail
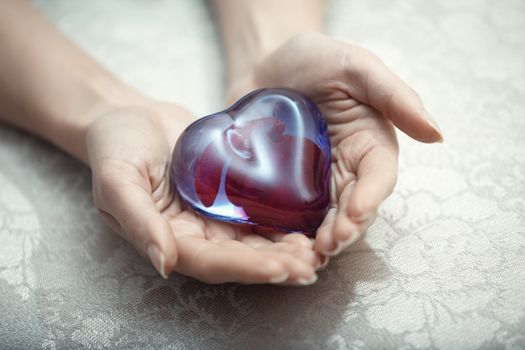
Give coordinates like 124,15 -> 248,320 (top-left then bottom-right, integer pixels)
326,242 -> 343,257
341,230 -> 361,248
269,272 -> 289,284
297,274 -> 318,286
423,110 -> 444,143
147,243 -> 168,279
317,256 -> 330,270
326,230 -> 361,256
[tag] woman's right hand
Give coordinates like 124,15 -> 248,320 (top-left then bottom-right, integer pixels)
86,101 -> 323,285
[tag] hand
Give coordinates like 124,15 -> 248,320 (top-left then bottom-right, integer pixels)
86,101 -> 323,285
227,33 -> 443,257
0,0 -> 324,285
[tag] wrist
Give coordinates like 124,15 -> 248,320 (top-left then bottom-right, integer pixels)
227,30 -> 319,85
46,74 -> 150,164
226,32 -> 328,104
215,0 -> 324,84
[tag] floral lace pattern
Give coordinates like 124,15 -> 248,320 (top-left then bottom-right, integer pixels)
1,0 -> 524,349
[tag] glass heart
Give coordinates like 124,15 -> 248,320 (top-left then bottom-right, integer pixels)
170,88 -> 331,234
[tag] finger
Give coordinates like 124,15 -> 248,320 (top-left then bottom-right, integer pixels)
280,233 -> 314,249
240,230 -> 314,251
332,146 -> 397,251
262,249 -> 321,286
97,209 -> 124,235
345,48 -> 443,143
175,238 -> 290,284
314,208 -> 338,255
174,234 -> 318,285
248,231 -> 322,274
239,232 -> 275,249
261,231 -> 314,249
99,180 -> 178,279
347,146 -> 398,219
317,256 -> 330,271
260,242 -> 321,268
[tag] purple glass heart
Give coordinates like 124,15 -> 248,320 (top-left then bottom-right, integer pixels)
170,88 -> 331,234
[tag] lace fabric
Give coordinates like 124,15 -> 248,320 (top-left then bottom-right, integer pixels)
1,0 -> 524,349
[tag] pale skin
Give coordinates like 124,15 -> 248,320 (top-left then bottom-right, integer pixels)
0,1 -> 442,285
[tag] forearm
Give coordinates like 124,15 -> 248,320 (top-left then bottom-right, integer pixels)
0,1 -> 145,164
212,0 -> 324,82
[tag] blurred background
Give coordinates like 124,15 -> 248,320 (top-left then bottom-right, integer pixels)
1,0 -> 524,349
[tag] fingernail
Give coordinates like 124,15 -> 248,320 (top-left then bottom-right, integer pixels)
269,272 -> 289,284
297,274 -> 318,286
341,230 -> 361,248
147,243 -> 168,279
317,256 -> 330,271
326,242 -> 344,257
326,230 -> 361,256
422,110 -> 444,143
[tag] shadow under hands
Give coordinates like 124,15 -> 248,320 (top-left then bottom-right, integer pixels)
165,239 -> 391,350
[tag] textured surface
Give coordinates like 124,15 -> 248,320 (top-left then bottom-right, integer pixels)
1,0 -> 524,349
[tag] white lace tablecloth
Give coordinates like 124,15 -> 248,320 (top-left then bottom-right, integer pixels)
1,0 -> 524,349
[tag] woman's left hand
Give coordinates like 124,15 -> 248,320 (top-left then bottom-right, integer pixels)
227,33 -> 443,257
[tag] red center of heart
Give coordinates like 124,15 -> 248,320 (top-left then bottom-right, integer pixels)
194,116 -> 329,231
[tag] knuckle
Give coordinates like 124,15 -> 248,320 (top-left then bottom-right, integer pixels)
284,234 -> 313,248
96,208 -> 124,235
92,191 -> 105,211
123,225 -> 143,250
411,88 -> 423,103
354,46 -> 382,65
383,91 -> 396,118
258,260 -> 285,280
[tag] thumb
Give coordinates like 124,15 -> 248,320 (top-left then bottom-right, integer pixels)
345,47 -> 444,143
95,168 -> 178,278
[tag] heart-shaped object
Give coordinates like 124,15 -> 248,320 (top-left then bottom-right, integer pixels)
170,88 -> 331,234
